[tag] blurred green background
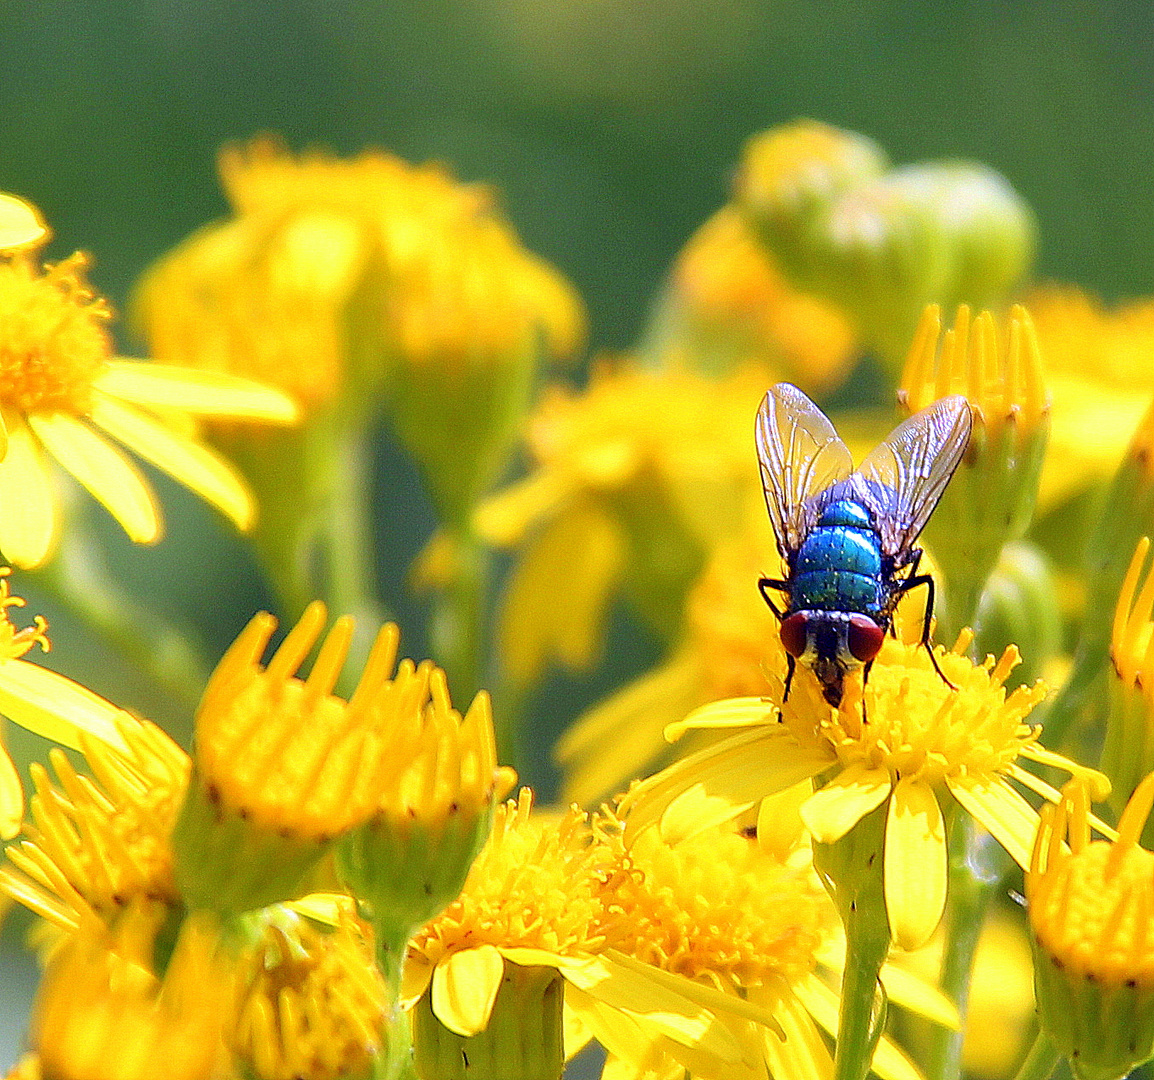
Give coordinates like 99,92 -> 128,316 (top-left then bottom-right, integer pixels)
0,0 -> 1152,1064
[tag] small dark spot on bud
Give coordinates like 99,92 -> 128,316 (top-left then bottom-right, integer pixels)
1086,971 -> 1098,984
238,806 -> 250,821
424,882 -> 432,895
1127,978 -> 1138,988
867,853 -> 876,868
408,807 -> 418,818
206,782 -> 222,806
112,893 -> 125,906
740,825 -> 757,839
462,1051 -> 470,1067
1052,956 -> 1065,971
450,801 -> 460,814
850,901 -> 857,913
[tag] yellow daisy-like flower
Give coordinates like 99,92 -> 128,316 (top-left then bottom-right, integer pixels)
0,193 -> 48,252
0,567 -> 140,841
0,246 -> 297,568
1028,776 -> 1154,1080
475,361 -> 767,681
231,905 -> 388,1080
0,712 -> 187,933
405,789 -> 779,1080
622,632 -> 1108,951
32,905 -> 231,1080
1027,284 -> 1154,508
656,204 -> 858,393
600,820 -> 949,1080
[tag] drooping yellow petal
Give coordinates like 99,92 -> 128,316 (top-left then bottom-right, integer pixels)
792,973 -> 922,1080
946,775 -> 1039,870
27,412 -> 160,543
1006,761 -> 1118,841
878,962 -> 960,1030
88,392 -> 255,531
0,193 -> 47,251
431,945 -> 506,1037
800,763 -> 892,844
0,744 -> 24,839
621,726 -> 828,843
884,778 -> 948,951
0,659 -> 130,751
400,953 -> 435,1009
665,695 -> 777,740
0,417 -> 58,568
760,987 -> 833,1080
97,361 -> 299,422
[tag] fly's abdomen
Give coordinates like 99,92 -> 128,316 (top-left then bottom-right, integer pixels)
791,524 -> 884,615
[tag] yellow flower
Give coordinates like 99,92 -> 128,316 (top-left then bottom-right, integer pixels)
406,789 -> 774,1080
1028,776 -> 1154,1080
32,905 -> 231,1080
476,361 -> 767,682
621,632 -> 1107,951
1027,284 -> 1154,507
0,246 -> 297,568
0,712 -> 186,933
175,603 -> 486,915
231,905 -> 388,1080
0,567 -> 140,841
0,193 -> 47,252
655,204 -> 858,394
901,303 -> 1050,638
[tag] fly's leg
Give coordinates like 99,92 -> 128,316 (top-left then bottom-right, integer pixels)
783,654 -> 796,705
758,577 -> 789,620
898,562 -> 958,691
861,658 -> 874,723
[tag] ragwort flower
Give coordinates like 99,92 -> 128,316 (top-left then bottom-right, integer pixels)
0,244 -> 297,568
622,632 -> 1107,951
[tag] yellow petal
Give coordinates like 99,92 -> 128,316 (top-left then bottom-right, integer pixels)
0,659 -> 130,751
878,962 -> 960,1030
27,412 -> 160,544
800,763 -> 892,844
97,361 -> 299,422
0,193 -> 47,251
0,745 -> 24,840
431,945 -> 505,1037
761,988 -> 833,1080
88,392 -> 254,531
665,695 -> 778,740
400,953 -> 435,1010
884,778 -> 947,951
624,727 -> 828,846
1007,761 -> 1118,840
0,417 -> 58,568
945,775 -> 1040,870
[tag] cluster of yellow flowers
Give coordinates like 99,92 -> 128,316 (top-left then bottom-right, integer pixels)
3,119 -> 1154,1080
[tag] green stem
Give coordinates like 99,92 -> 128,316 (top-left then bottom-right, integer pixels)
1010,1030 -> 1059,1080
836,920 -> 890,1080
921,812 -> 1003,1080
33,521 -> 208,719
429,528 -> 488,708
374,925 -> 418,1080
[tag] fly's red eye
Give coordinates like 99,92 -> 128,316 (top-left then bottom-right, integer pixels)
847,615 -> 885,662
780,612 -> 808,658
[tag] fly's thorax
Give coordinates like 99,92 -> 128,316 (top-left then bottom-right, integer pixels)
790,500 -> 884,616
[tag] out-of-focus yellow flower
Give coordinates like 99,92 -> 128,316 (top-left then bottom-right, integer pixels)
0,568 -> 140,841
174,603 -> 469,915
0,244 -> 296,568
1028,777 -> 1154,1080
476,361 -> 767,682
902,303 -> 1050,638
0,193 -> 47,252
1027,285 -> 1154,508
136,137 -> 584,527
0,713 -> 186,934
32,905 -> 231,1080
406,789 -> 771,1080
231,905 -> 388,1080
622,632 -> 1107,951
652,205 -> 859,394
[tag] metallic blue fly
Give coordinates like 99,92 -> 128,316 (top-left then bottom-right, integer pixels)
755,383 -> 972,708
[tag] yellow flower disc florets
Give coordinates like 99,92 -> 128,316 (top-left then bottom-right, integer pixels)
409,789 -> 633,965
783,632 -> 1048,788
0,253 -> 111,415
611,821 -> 829,992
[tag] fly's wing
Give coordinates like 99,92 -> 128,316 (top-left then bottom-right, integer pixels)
755,383 -> 854,559
849,395 -> 972,559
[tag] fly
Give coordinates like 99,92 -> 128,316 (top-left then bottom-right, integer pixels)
755,383 -> 972,708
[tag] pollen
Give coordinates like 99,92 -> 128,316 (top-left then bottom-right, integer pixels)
610,820 -> 829,992
0,567 -> 49,661
0,253 -> 112,415
409,789 -> 633,964
783,633 -> 1049,787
